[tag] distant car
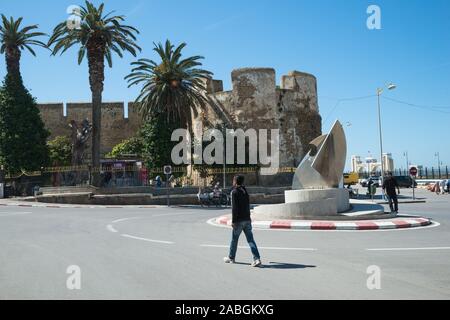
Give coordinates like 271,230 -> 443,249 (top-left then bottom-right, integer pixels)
394,176 -> 418,188
361,176 -> 381,188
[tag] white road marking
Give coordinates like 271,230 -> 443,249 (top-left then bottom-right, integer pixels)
200,244 -> 317,251
108,216 -> 175,244
121,234 -> 174,244
0,212 -> 31,217
152,212 -> 197,218
111,217 -> 140,224
367,246 -> 450,251
106,224 -> 118,233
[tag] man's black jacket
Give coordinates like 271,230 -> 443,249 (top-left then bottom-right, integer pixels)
231,185 -> 251,223
382,176 -> 399,196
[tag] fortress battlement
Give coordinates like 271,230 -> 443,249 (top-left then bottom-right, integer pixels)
37,68 -> 322,164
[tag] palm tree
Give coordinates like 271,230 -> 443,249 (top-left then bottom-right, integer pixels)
48,1 -> 140,184
125,40 -> 212,129
0,15 -> 47,78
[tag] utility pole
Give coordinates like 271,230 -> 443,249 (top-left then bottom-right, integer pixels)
376,88 -> 384,179
435,152 -> 441,178
222,123 -> 226,189
375,83 -> 396,178
404,151 -> 409,173
376,83 -> 396,200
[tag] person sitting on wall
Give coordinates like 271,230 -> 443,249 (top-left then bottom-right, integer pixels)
155,175 -> 162,188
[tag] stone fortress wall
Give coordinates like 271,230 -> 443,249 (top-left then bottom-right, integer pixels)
37,68 -> 322,165
199,68 -> 322,167
38,102 -> 144,158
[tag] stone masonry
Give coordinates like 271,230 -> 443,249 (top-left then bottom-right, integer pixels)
37,68 -> 322,166
38,102 -> 143,158
199,68 -> 322,167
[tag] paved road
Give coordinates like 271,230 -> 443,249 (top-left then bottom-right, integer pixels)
1,188 -> 449,299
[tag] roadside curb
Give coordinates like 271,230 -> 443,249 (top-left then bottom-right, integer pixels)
0,200 -> 161,209
213,215 -> 433,230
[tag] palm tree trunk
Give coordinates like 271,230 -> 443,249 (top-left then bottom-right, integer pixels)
5,46 -> 21,79
87,42 -> 105,187
91,89 -> 102,166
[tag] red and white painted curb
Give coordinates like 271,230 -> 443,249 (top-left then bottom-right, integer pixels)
215,215 -> 432,230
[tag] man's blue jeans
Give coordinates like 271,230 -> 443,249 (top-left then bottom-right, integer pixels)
228,220 -> 260,260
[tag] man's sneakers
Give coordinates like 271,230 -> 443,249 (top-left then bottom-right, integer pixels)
251,259 -> 262,267
223,257 -> 262,267
223,257 -> 235,264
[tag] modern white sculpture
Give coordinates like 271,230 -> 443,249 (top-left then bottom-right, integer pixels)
254,120 -> 350,219
292,120 -> 347,189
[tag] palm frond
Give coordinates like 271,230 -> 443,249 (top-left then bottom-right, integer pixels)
0,15 -> 48,53
126,40 -> 213,129
47,1 -> 140,67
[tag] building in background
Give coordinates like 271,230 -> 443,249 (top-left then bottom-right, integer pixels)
351,153 -> 395,175
382,153 -> 394,173
351,155 -> 365,173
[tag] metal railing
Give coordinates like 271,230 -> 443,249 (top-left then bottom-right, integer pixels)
1,165 -> 299,196
354,166 -> 450,180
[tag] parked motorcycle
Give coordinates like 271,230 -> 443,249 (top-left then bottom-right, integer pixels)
197,184 -> 230,207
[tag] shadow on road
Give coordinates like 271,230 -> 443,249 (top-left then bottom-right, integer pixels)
357,194 -> 426,201
233,261 -> 316,269
262,262 -> 317,269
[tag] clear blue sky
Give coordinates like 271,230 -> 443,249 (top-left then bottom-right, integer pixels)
1,0 -> 449,169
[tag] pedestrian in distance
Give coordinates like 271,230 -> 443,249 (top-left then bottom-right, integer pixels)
223,175 -> 261,267
434,181 -> 441,195
382,171 -> 400,214
367,179 -> 373,197
439,179 -> 446,195
155,175 -> 162,188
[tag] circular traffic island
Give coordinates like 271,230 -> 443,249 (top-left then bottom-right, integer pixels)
211,199 -> 433,231
212,215 -> 432,231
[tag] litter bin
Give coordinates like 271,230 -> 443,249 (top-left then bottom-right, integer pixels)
0,183 -> 4,199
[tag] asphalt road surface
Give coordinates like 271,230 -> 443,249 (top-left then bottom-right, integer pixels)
1,188 -> 449,299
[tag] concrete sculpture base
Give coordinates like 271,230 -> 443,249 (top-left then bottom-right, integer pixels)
253,188 -> 350,220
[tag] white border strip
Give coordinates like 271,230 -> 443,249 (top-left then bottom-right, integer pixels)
106,224 -> 118,233
121,234 -> 174,244
367,246 -> 450,251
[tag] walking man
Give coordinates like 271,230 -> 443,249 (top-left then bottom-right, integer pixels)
439,179 -> 446,195
382,171 -> 400,213
224,175 -> 261,267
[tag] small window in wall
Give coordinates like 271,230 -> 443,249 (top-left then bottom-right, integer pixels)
63,103 -> 67,117
124,103 -> 129,119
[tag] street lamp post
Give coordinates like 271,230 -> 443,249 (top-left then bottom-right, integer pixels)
435,152 -> 441,178
376,88 -> 384,178
376,83 -> 396,180
404,151 -> 409,175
